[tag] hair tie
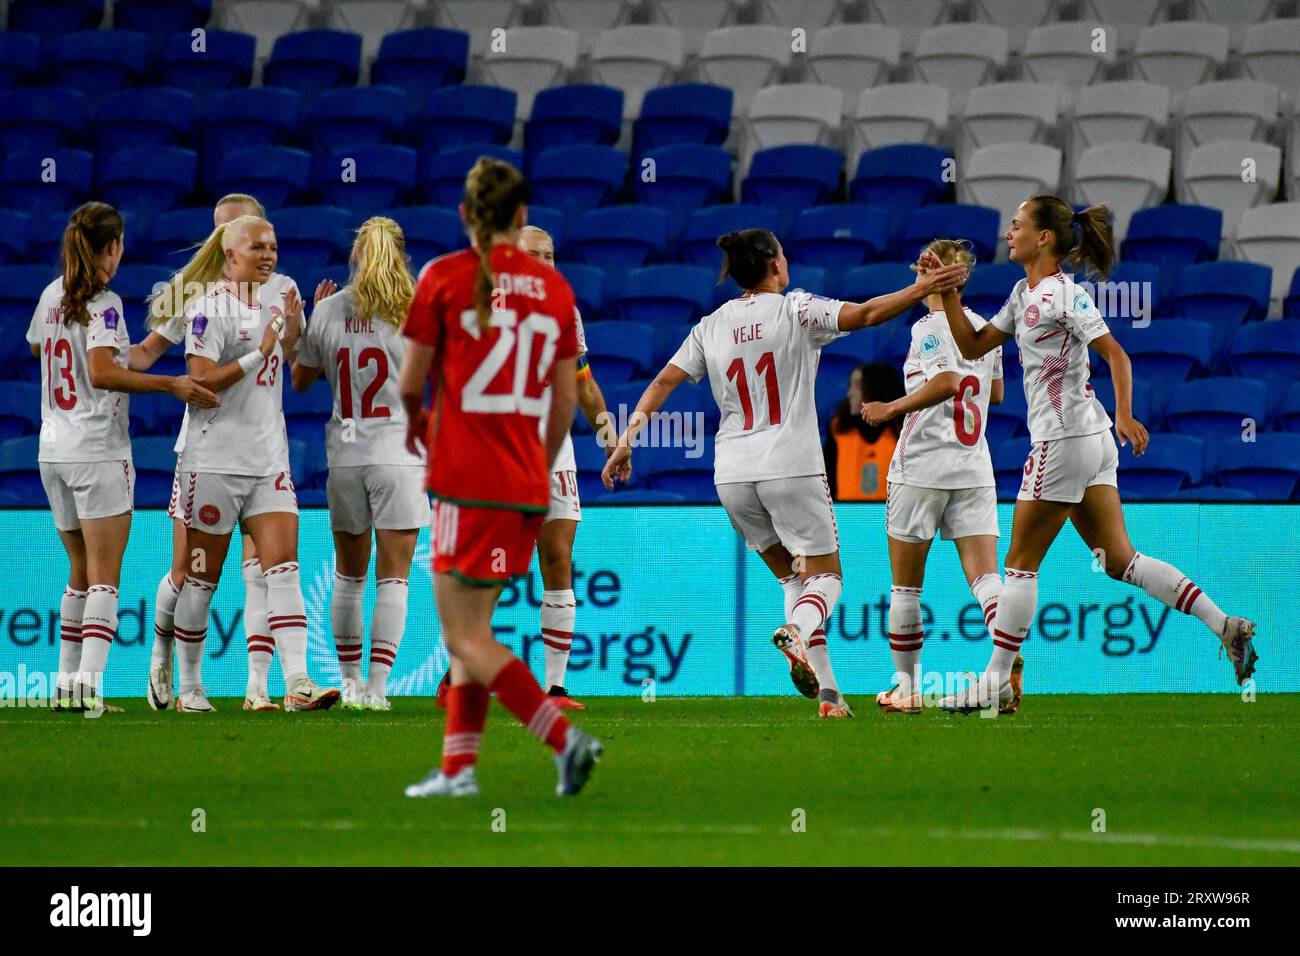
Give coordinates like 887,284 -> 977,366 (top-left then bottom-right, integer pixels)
1072,210 -> 1084,225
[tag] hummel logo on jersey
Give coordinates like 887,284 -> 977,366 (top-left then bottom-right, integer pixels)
49,885 -> 151,936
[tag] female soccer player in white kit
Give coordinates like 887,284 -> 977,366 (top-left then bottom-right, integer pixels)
157,214 -> 339,712
602,229 -> 968,717
859,239 -> 1013,714
28,201 -> 218,711
937,197 -> 1257,712
137,193 -> 305,711
291,216 -> 430,711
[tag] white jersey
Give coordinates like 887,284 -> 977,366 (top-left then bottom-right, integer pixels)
297,287 -> 424,469
538,306 -> 588,473
180,280 -> 291,477
991,271 -> 1113,443
158,272 -> 297,455
26,279 -> 131,464
890,309 -> 1002,490
670,289 -> 844,485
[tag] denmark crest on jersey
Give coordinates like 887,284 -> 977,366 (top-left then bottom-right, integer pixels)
1024,304 -> 1040,328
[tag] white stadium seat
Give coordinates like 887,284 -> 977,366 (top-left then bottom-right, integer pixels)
959,143 -> 1063,245
968,0 -> 1060,55
806,24 -> 902,114
698,26 -> 794,117
1073,143 -> 1173,242
1022,22 -> 1119,109
539,1 -> 636,55
1291,138 -> 1300,201
1239,20 -> 1300,101
912,24 -> 1009,113
960,82 -> 1059,159
1178,140 -> 1283,239
862,0 -> 951,55
326,1 -> 417,64
1177,80 -> 1280,161
590,26 -> 687,120
755,0 -> 848,30
1134,22 -> 1232,98
1077,0 -> 1170,52
480,27 -> 579,120
850,83 -> 949,162
1070,81 -> 1170,160
432,1 -> 526,60
1187,0 -> 1282,52
645,0 -> 741,55
745,83 -> 843,168
219,0 -> 310,62
1235,202 -> 1300,313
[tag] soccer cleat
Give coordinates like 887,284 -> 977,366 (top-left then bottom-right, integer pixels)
555,726 -> 603,797
176,687 -> 216,713
1219,617 -> 1258,686
404,766 -> 479,798
82,697 -> 124,715
435,670 -> 450,710
340,677 -> 366,710
147,659 -> 173,711
242,692 -> 279,711
875,683 -> 899,707
772,624 -> 819,699
817,688 -> 854,719
364,693 -> 392,711
53,684 -> 87,712
283,676 -> 341,712
876,686 -> 922,714
547,685 -> 585,711
937,673 -> 1016,714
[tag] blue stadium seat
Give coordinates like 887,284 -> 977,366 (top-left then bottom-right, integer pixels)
642,434 -> 717,502
0,88 -> 86,154
632,144 -> 732,235
840,262 -> 919,306
986,373 -> 1029,447
113,264 -> 172,329
1213,433 -> 1300,501
574,435 -> 614,499
99,145 -> 198,216
8,1 -> 104,41
418,85 -> 516,153
263,30 -> 362,110
307,86 -> 409,151
159,28 -> 254,94
1165,377 -> 1267,443
96,88 -> 195,152
0,382 -> 42,441
1116,433 -> 1203,500
1089,377 -> 1153,427
418,143 -> 522,207
380,206 -> 467,270
370,27 -> 469,105
0,212 -> 31,266
0,434 -> 44,504
711,274 -> 744,310
284,381 -> 334,435
315,145 -> 417,216
1122,204 -> 1222,271
789,265 -> 832,298
132,436 -> 182,506
1168,262 -> 1272,355
1282,382 -> 1300,432
269,207 -> 353,278
114,1 -> 212,39
24,212 -> 71,267
849,144 -> 953,239
592,488 -> 689,504
814,371 -> 848,423
741,145 -> 842,234
680,203 -> 781,271
819,334 -> 878,391
614,265 -> 714,325
1170,485 -> 1256,501
653,321 -> 695,370
659,380 -> 720,432
558,263 -> 605,319
210,147 -> 311,210
899,204 -> 1000,262
51,30 -> 148,107
1103,262 -> 1162,328
1230,320 -> 1300,392
1285,268 -> 1300,321
791,204 -> 888,270
569,205 -> 671,279
583,321 -> 657,384
634,83 -> 732,153
962,262 -> 1022,320
993,436 -> 1032,500
1110,319 -> 1213,398
525,84 -> 623,170
147,207 -> 217,269
526,205 -> 566,257
200,87 -> 300,162
0,32 -> 41,91
0,148 -> 93,215
531,145 -> 628,215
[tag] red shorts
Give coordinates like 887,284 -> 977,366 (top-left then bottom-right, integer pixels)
431,500 -> 545,586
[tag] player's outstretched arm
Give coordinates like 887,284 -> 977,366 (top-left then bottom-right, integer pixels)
398,340 -> 435,457
601,362 -> 688,488
1090,332 -> 1149,456
990,377 -> 1005,405
290,360 -> 322,393
941,289 -> 1009,360
837,262 -> 969,331
576,365 -> 612,450
88,346 -> 219,408
862,370 -> 960,425
186,317 -> 283,395
128,331 -> 174,371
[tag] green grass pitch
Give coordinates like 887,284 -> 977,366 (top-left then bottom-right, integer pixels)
4,694 -> 1297,866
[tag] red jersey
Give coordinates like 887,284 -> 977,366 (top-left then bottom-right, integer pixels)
405,245 -> 578,512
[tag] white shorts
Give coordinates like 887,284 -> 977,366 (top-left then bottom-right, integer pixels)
41,460 -> 134,531
887,483 -> 999,544
180,470 -> 298,535
327,464 -> 431,534
167,456 -> 182,519
545,467 -> 581,523
1018,431 -> 1119,504
717,475 -> 839,557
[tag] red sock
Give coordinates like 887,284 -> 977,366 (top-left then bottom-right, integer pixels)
490,658 -> 569,753
441,683 -> 489,775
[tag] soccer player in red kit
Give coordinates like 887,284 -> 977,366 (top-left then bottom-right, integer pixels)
399,157 -> 603,798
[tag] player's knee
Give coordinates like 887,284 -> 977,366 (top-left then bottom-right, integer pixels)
537,541 -> 570,585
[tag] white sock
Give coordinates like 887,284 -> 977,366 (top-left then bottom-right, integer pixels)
242,559 -> 273,696
778,572 -> 802,622
368,577 -> 407,698
151,573 -> 180,669
1122,552 -> 1227,636
79,584 -> 118,694
174,576 -> 216,693
888,585 -> 923,698
331,572 -> 365,683
541,588 -> 576,690
58,586 -> 86,691
792,572 -> 842,692
987,568 -> 1036,681
970,571 -> 1003,640
266,561 -> 308,683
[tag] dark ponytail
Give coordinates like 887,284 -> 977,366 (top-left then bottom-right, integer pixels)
462,156 -> 529,328
61,201 -> 124,327
717,228 -> 780,290
1027,195 -> 1114,279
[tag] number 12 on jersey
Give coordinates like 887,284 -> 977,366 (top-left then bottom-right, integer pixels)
726,351 -> 781,430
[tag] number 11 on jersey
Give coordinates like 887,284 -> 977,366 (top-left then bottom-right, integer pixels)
726,351 -> 782,431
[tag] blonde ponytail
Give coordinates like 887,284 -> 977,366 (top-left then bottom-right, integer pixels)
148,215 -> 269,326
350,216 -> 414,328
